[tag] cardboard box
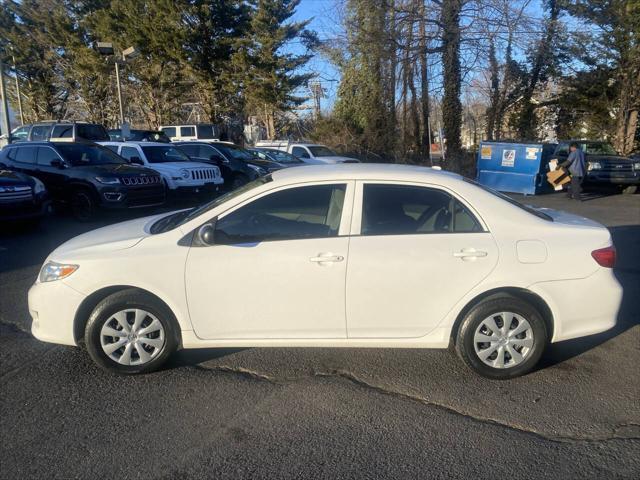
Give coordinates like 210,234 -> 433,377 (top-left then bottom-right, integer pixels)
547,168 -> 571,190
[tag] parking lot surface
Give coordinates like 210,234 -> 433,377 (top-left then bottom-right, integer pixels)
1,191 -> 639,479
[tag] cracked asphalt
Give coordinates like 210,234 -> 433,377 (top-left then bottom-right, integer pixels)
1,191 -> 639,479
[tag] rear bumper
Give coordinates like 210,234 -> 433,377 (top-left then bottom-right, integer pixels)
29,280 -> 85,346
528,268 -> 622,343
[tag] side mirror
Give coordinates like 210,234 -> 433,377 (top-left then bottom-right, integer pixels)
129,156 -> 144,165
50,159 -> 65,168
196,222 -> 216,246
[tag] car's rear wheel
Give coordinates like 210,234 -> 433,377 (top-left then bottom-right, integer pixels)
71,188 -> 96,221
455,295 -> 548,379
85,289 -> 179,374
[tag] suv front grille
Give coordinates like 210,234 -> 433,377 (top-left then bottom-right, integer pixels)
121,175 -> 162,186
601,163 -> 633,173
190,168 -> 218,180
0,186 -> 33,203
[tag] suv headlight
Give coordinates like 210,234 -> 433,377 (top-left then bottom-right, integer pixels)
588,162 -> 602,171
39,261 -> 79,283
32,178 -> 47,194
95,176 -> 121,184
180,168 -> 190,179
247,164 -> 267,175
633,162 -> 640,171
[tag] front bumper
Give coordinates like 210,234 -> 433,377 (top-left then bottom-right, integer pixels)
172,181 -> 222,195
98,184 -> 166,209
585,171 -> 640,185
29,280 -> 86,346
0,198 -> 51,221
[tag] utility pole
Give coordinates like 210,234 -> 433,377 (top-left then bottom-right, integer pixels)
11,54 -> 24,125
309,81 -> 324,120
114,60 -> 124,125
0,60 -> 11,143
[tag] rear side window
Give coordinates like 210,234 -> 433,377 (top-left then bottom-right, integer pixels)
76,124 -> 109,141
15,146 -> 38,164
37,147 -> 62,166
30,125 -> 52,141
51,125 -> 73,138
361,184 -> 482,236
215,184 -> 346,244
180,126 -> 195,137
120,146 -> 141,161
161,127 -> 176,137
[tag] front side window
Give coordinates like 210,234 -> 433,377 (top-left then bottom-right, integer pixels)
180,126 -> 195,137
213,144 -> 254,161
215,184 -> 347,244
120,146 -> 140,161
177,144 -> 198,157
30,125 -> 52,141
37,147 -> 62,166
292,146 -> 310,158
141,146 -> 190,163
308,146 -> 336,157
361,184 -> 482,236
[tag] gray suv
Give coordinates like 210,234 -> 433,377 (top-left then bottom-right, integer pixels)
10,121 -> 110,143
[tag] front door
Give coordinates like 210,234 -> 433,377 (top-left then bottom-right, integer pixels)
346,182 -> 498,338
185,181 -> 353,339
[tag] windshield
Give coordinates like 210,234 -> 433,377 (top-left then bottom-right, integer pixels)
56,144 -> 127,166
151,176 -> 272,234
464,178 -> 553,222
130,131 -> 171,143
141,146 -> 190,163
256,149 -> 303,164
213,143 -> 255,161
308,146 -> 336,157
582,143 -> 619,155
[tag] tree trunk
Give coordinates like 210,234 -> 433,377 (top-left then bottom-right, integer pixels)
418,1 -> 431,161
486,39 -> 499,141
440,0 -> 463,169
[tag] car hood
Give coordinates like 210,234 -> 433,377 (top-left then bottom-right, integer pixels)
312,156 -> 359,164
50,213 -> 169,259
586,154 -> 632,164
147,161 -> 213,173
0,169 -> 34,187
246,158 -> 282,171
72,163 -> 159,176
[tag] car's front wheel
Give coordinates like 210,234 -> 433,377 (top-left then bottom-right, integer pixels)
84,289 -> 179,374
455,295 -> 548,379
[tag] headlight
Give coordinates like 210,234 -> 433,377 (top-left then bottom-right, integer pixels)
587,162 -> 602,171
180,168 -> 190,179
32,178 -> 47,194
95,176 -> 121,184
247,164 -> 267,175
38,261 -> 79,283
633,162 -> 640,170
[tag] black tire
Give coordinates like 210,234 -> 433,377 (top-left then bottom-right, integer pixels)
455,295 -> 548,379
71,188 -> 96,221
84,289 -> 180,374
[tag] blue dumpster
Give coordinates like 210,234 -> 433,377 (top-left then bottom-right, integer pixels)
476,142 -> 556,195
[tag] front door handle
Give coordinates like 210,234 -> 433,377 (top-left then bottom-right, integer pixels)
453,248 -> 488,260
310,253 -> 344,264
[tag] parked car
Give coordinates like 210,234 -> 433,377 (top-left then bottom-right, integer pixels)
0,142 -> 165,221
108,129 -> 171,143
255,141 -> 359,164
551,141 -> 640,194
175,141 -> 281,189
159,124 -> 221,142
0,169 -> 51,226
28,164 -> 620,378
248,147 -> 305,166
100,141 -> 223,197
10,121 -> 110,143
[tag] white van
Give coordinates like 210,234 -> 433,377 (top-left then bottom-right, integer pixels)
254,141 -> 359,164
160,124 -> 221,143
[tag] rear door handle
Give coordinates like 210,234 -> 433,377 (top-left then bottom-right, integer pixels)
310,253 -> 344,264
453,248 -> 488,260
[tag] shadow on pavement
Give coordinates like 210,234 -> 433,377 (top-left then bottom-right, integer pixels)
166,347 -> 247,368
539,224 -> 640,369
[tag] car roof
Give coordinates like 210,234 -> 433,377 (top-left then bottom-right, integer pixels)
5,141 -> 100,147
270,163 -> 460,183
101,141 -> 174,147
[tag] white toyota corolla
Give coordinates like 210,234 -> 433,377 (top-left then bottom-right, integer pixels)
29,164 -> 621,378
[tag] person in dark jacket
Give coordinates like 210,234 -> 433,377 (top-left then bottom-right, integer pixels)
560,141 -> 586,200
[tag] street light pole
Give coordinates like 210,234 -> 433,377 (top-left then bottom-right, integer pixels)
0,60 -> 11,143
11,54 -> 24,125
114,60 -> 124,125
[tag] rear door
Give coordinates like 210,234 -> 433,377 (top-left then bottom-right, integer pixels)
345,182 -> 498,338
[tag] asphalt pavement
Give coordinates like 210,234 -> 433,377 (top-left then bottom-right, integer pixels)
1,191 -> 639,479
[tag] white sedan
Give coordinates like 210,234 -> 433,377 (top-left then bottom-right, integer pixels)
29,164 -> 621,378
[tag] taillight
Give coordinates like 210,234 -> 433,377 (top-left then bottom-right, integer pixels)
591,245 -> 616,268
